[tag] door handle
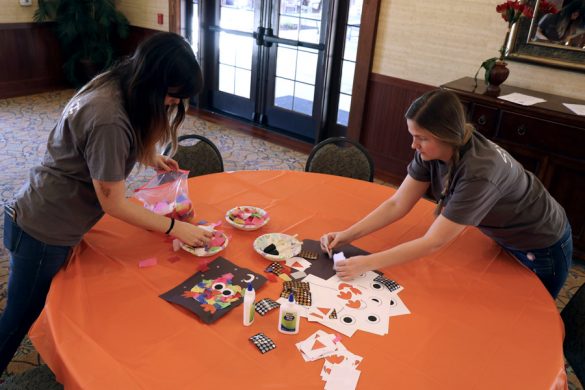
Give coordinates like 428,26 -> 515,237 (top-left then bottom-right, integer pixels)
263,35 -> 325,50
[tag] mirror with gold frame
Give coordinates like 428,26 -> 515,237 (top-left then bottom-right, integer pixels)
507,0 -> 585,72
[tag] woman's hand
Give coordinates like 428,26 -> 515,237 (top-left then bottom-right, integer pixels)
151,154 -> 179,172
171,221 -> 213,247
335,255 -> 372,281
320,230 -> 353,254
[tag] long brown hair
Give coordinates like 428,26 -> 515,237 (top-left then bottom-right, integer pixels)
77,32 -> 203,165
405,90 -> 473,215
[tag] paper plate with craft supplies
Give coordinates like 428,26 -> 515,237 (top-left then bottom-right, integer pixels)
225,206 -> 270,231
181,231 -> 229,257
253,233 -> 302,261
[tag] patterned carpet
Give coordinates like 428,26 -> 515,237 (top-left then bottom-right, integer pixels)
0,90 -> 583,389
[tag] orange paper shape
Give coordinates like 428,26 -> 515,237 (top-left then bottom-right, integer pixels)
312,339 -> 327,350
325,355 -> 345,364
317,307 -> 330,315
346,300 -> 361,309
337,291 -> 352,300
201,303 -> 217,314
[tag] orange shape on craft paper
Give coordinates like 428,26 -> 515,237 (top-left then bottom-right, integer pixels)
201,303 -> 217,314
182,291 -> 198,298
309,312 -> 324,319
337,291 -> 352,300
325,355 -> 345,364
312,339 -> 327,350
317,307 -> 330,315
346,300 -> 361,309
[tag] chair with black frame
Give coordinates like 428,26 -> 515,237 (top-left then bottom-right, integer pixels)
305,136 -> 374,182
562,282 -> 585,388
163,134 -> 224,178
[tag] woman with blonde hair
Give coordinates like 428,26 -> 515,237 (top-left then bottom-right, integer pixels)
322,90 -> 572,298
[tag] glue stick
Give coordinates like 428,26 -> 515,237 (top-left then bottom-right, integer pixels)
243,283 -> 255,326
278,293 -> 300,334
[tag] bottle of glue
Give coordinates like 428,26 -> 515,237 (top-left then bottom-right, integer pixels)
278,293 -> 300,334
243,282 -> 255,326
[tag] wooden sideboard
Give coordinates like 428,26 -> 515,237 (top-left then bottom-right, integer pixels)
442,77 -> 585,260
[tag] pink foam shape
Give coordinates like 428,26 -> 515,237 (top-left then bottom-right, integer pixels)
139,257 -> 158,268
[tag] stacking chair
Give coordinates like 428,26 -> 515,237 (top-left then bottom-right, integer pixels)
561,282 -> 585,387
305,136 -> 374,182
163,134 -> 224,178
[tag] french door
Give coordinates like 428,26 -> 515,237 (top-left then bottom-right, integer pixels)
195,1 -> 331,142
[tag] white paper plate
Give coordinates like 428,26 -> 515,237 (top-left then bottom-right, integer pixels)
181,232 -> 229,257
225,206 -> 270,231
253,233 -> 302,261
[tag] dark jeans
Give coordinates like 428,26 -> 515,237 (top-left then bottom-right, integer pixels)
507,223 -> 573,299
0,208 -> 71,374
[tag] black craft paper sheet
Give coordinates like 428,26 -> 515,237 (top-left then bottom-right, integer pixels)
300,239 -> 370,280
160,257 -> 267,324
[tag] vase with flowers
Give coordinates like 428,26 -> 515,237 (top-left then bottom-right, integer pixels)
475,0 -> 547,93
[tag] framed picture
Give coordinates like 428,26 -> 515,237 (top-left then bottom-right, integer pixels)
507,0 -> 585,72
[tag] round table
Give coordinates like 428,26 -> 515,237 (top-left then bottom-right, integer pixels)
29,171 -> 566,389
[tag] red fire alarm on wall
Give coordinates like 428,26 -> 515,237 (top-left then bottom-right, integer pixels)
157,13 -> 164,25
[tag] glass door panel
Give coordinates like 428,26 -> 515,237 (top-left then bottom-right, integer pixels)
199,0 -> 330,141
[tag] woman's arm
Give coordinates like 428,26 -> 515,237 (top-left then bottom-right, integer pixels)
92,179 -> 211,246
326,175 -> 430,249
335,214 -> 467,280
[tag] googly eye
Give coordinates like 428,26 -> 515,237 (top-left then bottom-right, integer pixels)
222,288 -> 235,297
389,299 -> 396,307
369,297 -> 382,306
340,315 -> 356,325
366,314 -> 380,324
212,282 -> 225,290
370,282 -> 383,290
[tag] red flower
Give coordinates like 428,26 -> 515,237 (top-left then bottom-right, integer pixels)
538,0 -> 558,15
496,0 -> 532,26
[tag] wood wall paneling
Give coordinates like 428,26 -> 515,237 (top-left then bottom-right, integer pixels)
0,23 -> 67,99
360,74 -> 433,185
0,24 -> 159,99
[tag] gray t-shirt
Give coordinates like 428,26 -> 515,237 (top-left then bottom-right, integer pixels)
407,132 -> 567,251
14,83 -> 137,246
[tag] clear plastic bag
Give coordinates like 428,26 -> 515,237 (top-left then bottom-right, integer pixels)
133,170 -> 194,221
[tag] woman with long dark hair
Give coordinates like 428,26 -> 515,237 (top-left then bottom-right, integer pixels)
0,32 -> 212,373
322,90 -> 573,299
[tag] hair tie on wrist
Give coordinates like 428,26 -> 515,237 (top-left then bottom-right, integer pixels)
165,218 -> 175,235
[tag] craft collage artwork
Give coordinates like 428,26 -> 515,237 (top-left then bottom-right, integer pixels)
137,173 -> 410,389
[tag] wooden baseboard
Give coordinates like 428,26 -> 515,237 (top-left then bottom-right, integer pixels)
188,107 -> 314,155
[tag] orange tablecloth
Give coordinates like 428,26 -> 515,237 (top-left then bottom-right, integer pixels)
29,171 -> 567,389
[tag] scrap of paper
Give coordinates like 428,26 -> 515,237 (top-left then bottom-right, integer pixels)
249,332 -> 276,354
286,256 -> 312,272
324,365 -> 361,390
301,272 -> 410,336
332,252 -> 346,269
563,103 -> 585,116
296,330 -> 339,361
139,257 -> 158,268
498,93 -> 546,106
297,330 -> 362,390
255,298 -> 280,316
